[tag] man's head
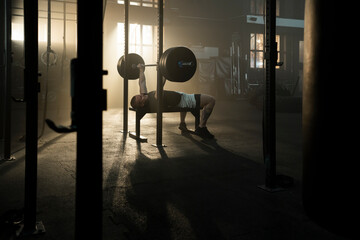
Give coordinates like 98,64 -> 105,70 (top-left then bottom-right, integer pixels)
130,94 -> 148,109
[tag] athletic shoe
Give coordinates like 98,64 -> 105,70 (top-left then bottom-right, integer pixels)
178,122 -> 188,132
195,127 -> 214,139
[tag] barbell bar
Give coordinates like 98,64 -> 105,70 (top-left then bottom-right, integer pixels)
131,62 -> 195,69
130,63 -> 157,69
117,46 -> 197,82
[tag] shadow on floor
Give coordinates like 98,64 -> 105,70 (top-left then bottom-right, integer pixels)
103,133 -> 340,240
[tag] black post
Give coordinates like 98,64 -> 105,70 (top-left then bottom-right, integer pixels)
123,0 -> 129,134
155,0 -> 164,147
0,0 -> 3,155
259,0 -> 277,191
75,0 -> 104,239
23,0 -> 44,235
2,0 -> 14,161
303,0 -> 356,238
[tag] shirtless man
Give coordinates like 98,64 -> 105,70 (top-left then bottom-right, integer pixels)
130,65 -> 216,139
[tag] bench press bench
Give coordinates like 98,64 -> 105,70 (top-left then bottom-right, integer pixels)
129,106 -> 202,142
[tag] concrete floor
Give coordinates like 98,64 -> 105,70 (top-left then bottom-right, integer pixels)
0,99 -> 350,239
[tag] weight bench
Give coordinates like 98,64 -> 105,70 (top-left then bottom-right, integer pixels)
129,106 -> 201,142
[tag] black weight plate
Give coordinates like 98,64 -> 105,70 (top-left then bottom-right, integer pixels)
160,47 -> 197,82
117,53 -> 145,79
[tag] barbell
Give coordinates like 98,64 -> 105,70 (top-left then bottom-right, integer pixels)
117,46 -> 197,82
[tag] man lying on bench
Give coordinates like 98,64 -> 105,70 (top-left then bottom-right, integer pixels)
130,64 -> 216,139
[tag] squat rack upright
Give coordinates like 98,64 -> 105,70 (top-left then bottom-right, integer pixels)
121,0 -> 166,147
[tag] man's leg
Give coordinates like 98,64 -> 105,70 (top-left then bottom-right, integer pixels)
179,112 -> 187,131
180,111 -> 187,123
199,94 -> 215,128
195,94 -> 215,138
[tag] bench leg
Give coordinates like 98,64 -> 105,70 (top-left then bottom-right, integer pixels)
129,111 -> 147,142
136,112 -> 140,137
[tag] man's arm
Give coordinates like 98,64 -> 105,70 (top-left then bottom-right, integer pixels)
154,77 -> 166,99
138,64 -> 147,94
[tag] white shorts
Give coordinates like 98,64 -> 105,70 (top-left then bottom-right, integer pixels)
177,92 -> 196,108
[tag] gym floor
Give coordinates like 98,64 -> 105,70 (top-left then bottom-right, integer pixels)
0,98 -> 348,239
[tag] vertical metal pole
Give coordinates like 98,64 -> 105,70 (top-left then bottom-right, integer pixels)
75,0 -> 104,238
230,45 -> 233,95
23,0 -> 43,234
123,0 -> 129,134
39,0 -> 51,139
0,0 -> 4,154
47,0 -> 51,64
2,0 -> 13,161
61,1 -> 66,82
261,0 -> 277,190
156,0 -> 164,147
237,45 -> 241,95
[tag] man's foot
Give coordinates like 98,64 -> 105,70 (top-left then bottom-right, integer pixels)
195,127 -> 214,139
178,122 -> 188,132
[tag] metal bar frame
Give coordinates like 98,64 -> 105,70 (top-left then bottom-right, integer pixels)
155,0 -> 164,147
229,45 -> 233,95
262,0 -> 277,190
23,0 -> 42,234
2,0 -> 14,161
237,45 -> 241,94
75,0 -> 104,238
123,0 -> 129,134
260,0 -> 292,193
